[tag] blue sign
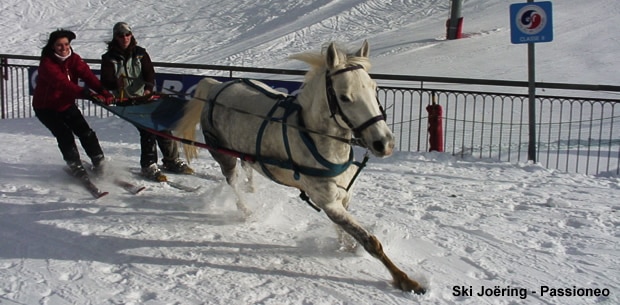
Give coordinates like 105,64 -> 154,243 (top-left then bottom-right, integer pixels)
510,1 -> 553,44
27,67 -> 303,97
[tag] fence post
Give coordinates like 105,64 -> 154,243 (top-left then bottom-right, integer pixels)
0,56 -> 6,119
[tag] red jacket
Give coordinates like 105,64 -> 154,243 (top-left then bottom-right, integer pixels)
32,51 -> 104,111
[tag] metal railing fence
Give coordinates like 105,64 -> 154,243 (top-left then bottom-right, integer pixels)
1,54 -> 619,176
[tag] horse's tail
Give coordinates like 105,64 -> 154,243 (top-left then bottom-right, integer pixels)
174,77 -> 221,163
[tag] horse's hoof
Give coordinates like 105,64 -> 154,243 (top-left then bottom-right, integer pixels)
413,287 -> 426,295
395,277 -> 426,295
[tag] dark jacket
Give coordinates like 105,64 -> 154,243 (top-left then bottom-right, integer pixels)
32,52 -> 104,111
101,44 -> 155,97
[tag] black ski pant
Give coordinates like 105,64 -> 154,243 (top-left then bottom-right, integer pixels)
35,104 -> 104,164
138,128 -> 179,168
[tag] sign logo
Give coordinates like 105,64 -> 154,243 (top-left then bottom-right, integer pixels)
516,5 -> 547,35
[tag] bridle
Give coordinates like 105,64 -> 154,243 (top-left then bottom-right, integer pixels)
325,65 -> 387,138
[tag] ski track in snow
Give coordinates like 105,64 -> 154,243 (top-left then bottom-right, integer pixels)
1,118 -> 618,304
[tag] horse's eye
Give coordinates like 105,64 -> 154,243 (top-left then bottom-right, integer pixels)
339,95 -> 352,103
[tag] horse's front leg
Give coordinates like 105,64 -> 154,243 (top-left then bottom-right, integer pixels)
333,190 -> 357,251
321,201 -> 426,294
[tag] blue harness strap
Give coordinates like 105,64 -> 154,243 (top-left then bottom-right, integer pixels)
205,79 -> 242,130
255,95 -> 297,182
219,79 -> 355,181
296,115 -> 354,177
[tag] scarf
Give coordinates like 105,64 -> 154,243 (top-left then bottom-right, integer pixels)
54,49 -> 72,62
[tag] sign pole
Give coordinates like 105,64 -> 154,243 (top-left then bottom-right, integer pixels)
527,41 -> 536,162
527,2 -> 537,162
510,1 -> 553,163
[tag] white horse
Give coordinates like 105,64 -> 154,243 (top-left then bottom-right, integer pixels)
174,40 -> 425,294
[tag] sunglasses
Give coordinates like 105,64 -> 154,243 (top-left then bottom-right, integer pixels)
116,33 -> 132,38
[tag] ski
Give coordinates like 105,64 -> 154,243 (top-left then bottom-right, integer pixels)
64,168 -> 109,199
128,168 -> 201,192
114,178 -> 147,194
165,180 -> 201,192
81,161 -> 147,195
162,169 -> 221,181
187,171 -> 222,181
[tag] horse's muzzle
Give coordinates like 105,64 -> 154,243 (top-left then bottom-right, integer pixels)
371,138 -> 395,157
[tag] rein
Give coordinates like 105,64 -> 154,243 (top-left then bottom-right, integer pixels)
158,85 -> 358,146
325,65 -> 387,138
220,79 -> 356,181
146,71 -> 382,212
204,77 -> 374,212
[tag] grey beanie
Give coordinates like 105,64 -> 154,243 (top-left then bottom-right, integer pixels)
113,22 -> 132,37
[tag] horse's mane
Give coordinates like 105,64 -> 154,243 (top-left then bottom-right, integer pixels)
288,42 -> 371,83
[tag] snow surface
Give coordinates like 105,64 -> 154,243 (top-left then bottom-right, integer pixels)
1,0 -> 619,304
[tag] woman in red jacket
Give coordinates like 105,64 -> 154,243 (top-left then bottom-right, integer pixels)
33,29 -> 114,178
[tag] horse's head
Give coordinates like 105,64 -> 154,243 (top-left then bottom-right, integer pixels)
323,40 -> 395,157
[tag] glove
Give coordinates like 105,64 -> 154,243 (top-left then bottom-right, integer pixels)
100,90 -> 115,105
143,89 -> 155,101
91,90 -> 115,105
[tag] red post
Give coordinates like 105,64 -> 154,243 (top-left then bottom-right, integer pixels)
446,17 -> 464,39
456,17 -> 464,39
446,0 -> 464,39
1,57 -> 7,80
426,93 -> 444,152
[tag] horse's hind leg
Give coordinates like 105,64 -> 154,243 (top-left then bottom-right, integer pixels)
322,202 -> 426,294
209,150 -> 251,216
240,160 -> 255,193
209,150 -> 238,184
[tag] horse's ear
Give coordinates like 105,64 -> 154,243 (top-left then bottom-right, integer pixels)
355,40 -> 370,58
326,42 -> 341,69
